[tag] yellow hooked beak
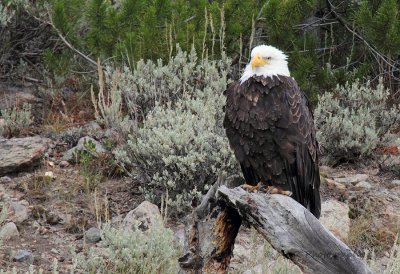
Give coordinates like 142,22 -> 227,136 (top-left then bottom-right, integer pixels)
251,53 -> 268,69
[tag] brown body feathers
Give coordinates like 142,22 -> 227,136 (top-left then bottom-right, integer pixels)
223,75 -> 321,218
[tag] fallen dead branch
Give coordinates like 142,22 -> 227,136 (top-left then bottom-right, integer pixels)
178,184 -> 372,274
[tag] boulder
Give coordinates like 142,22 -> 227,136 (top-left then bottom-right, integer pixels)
0,136 -> 51,175
320,200 -> 350,240
85,227 -> 102,243
0,222 -> 19,240
9,200 -> 29,223
13,250 -> 34,264
61,136 -> 106,163
122,201 -> 161,231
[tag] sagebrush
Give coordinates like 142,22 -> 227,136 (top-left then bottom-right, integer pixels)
73,218 -> 180,274
0,102 -> 32,137
115,47 -> 238,216
314,79 -> 399,164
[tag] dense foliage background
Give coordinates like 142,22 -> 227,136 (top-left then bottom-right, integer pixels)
1,0 -> 400,104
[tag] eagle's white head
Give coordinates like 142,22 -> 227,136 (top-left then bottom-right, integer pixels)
240,45 -> 291,84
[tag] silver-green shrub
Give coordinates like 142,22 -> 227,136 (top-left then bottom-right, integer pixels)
115,47 -> 238,216
0,0 -> 26,27
118,45 -> 230,118
0,102 -> 32,137
73,218 -> 180,274
315,79 -> 400,164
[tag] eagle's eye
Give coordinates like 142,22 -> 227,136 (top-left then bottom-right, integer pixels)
267,56 -> 272,60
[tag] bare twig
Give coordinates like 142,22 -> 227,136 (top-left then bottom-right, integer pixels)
326,0 -> 394,70
30,8 -> 97,67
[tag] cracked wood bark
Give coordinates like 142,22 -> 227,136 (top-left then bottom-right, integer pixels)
178,185 -> 372,274
178,180 -> 242,274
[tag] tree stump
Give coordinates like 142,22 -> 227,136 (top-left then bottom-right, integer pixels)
178,184 -> 372,274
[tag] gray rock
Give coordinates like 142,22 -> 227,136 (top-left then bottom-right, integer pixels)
324,178 -> 346,192
0,137 -> 51,176
320,200 -> 350,240
9,200 -> 29,223
85,227 -> 102,243
391,180 -> 400,186
122,201 -> 161,231
82,121 -> 103,137
61,136 -> 106,163
335,174 -> 369,185
13,250 -> 34,264
0,222 -> 19,240
355,181 -> 372,189
0,176 -> 12,184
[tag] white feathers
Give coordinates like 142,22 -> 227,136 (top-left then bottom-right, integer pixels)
240,45 -> 291,84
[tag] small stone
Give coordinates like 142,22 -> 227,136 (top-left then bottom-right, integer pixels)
0,222 -> 19,240
391,180 -> 400,186
85,227 -> 101,243
9,200 -> 29,223
83,121 -> 102,135
335,174 -> 369,185
13,250 -> 34,264
0,176 -> 12,184
61,136 -> 106,163
325,178 -> 346,191
355,181 -> 372,189
59,161 -> 70,168
122,201 -> 161,231
51,248 -> 59,254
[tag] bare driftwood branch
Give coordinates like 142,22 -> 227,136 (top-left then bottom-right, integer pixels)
179,184 -> 372,274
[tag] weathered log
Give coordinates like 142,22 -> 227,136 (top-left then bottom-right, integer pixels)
178,178 -> 242,274
178,184 -> 372,274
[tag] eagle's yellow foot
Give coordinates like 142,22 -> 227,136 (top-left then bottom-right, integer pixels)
241,182 -> 262,192
262,186 -> 292,196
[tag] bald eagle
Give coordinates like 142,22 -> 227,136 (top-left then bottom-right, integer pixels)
223,45 -> 321,218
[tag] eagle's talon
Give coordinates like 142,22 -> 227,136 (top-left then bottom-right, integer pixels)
241,182 -> 262,193
263,186 -> 292,197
